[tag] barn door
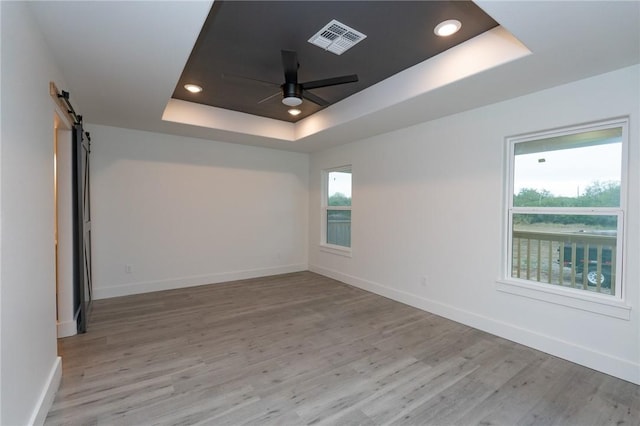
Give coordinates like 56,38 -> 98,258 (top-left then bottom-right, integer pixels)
73,122 -> 92,333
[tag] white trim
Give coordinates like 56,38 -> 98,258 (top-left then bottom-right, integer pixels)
56,319 -> 77,338
506,117 -> 629,146
496,279 -> 631,320
309,264 -> 640,385
93,264 -> 308,299
28,356 -> 62,426
319,243 -> 352,258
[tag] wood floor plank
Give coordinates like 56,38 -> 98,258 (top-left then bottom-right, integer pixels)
45,271 -> 639,426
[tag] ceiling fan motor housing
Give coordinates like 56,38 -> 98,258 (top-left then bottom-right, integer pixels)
282,82 -> 302,105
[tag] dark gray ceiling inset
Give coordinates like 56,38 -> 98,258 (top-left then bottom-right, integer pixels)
172,1 -> 498,123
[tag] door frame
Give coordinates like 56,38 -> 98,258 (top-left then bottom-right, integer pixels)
51,82 -> 92,335
53,100 -> 76,337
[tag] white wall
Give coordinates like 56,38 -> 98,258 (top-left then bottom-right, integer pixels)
90,125 -> 309,299
309,65 -> 640,384
1,3 -> 3,421
1,2 -> 64,424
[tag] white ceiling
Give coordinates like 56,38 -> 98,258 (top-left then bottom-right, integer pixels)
29,1 -> 640,153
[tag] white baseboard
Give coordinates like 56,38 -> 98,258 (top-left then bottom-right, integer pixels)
94,264 -> 308,299
28,356 -> 61,426
310,264 -> 640,385
56,319 -> 77,338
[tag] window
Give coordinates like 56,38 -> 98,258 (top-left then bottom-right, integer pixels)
503,118 -> 627,305
322,166 -> 352,253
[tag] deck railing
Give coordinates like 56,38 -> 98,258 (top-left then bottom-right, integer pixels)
327,219 -> 351,247
512,230 -> 616,295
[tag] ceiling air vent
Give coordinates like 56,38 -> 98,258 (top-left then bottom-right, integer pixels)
308,19 -> 366,55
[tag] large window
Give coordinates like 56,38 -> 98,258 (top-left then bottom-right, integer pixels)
322,166 -> 352,252
504,118 -> 627,302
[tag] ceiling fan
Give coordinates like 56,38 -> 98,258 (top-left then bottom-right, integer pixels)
225,50 -> 358,108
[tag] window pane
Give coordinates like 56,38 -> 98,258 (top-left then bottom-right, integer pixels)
327,210 -> 351,247
514,128 -> 622,207
328,170 -> 351,206
511,213 -> 617,294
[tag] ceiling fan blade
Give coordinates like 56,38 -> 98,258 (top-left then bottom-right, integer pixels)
301,74 -> 358,90
257,91 -> 282,104
301,90 -> 329,107
281,50 -> 299,83
221,73 -> 279,88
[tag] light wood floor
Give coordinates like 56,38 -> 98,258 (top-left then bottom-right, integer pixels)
46,272 -> 639,425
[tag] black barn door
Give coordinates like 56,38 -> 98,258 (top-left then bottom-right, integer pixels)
72,123 -> 92,333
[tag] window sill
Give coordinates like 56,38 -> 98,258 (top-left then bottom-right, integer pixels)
319,244 -> 352,258
496,279 -> 631,320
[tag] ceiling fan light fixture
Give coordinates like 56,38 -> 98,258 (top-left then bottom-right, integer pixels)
282,96 -> 302,107
184,83 -> 203,93
434,19 -> 462,37
288,108 -> 302,116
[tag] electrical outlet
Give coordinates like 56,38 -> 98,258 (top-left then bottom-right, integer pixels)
125,264 -> 132,274
421,276 -> 428,287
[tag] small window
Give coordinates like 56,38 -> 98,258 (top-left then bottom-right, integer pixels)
322,166 -> 352,252
505,119 -> 626,300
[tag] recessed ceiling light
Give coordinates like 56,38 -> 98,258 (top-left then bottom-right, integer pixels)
434,19 -> 462,37
288,108 -> 302,116
184,83 -> 203,93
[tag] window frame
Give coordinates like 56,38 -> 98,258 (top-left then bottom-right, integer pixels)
498,118 -> 631,319
320,165 -> 352,257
